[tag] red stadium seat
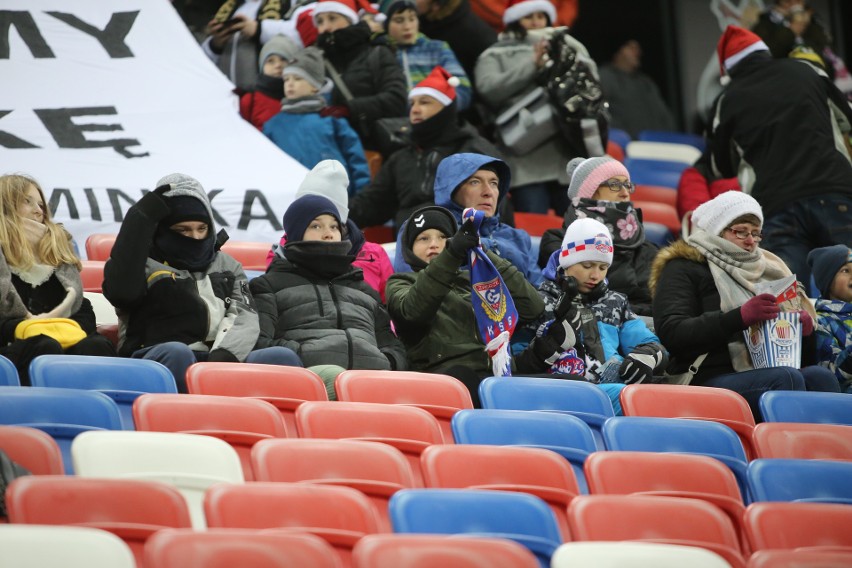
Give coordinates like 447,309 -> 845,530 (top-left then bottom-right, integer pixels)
0,425 -> 64,476
219,241 -> 273,271
513,212 -> 564,237
85,233 -> 117,261
744,501 -> 852,552
752,422 -> 852,460
353,534 -> 539,568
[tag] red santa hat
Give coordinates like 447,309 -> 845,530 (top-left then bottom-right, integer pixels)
312,0 -> 382,25
502,0 -> 556,26
408,66 -> 461,107
717,25 -> 769,84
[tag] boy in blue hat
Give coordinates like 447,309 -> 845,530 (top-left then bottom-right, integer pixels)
808,244 -> 852,392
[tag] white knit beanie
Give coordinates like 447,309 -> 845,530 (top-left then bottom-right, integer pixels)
295,160 -> 350,222
565,156 -> 631,205
691,190 -> 763,237
558,218 -> 614,269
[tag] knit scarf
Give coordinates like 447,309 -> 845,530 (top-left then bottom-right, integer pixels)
255,73 -> 284,100
574,199 -> 645,250
280,94 -> 326,114
10,218 -> 55,287
688,229 -> 813,371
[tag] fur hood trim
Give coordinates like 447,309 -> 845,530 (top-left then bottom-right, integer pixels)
649,239 -> 706,296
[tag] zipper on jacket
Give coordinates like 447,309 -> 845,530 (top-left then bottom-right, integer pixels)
313,283 -> 324,317
328,282 -> 352,368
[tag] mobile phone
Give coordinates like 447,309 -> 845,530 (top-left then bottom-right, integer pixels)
221,17 -> 240,28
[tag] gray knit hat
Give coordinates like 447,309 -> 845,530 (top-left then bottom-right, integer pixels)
258,35 -> 300,72
295,160 -> 350,222
565,156 -> 630,205
283,47 -> 326,90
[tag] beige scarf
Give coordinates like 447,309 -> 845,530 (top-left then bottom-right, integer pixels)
688,229 -> 815,371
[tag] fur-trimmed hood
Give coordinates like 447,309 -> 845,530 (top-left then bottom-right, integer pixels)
648,239 -> 706,297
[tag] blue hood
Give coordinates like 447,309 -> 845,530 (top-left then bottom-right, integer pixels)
433,153 -> 511,222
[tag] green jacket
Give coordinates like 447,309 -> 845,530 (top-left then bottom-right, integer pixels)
386,248 -> 544,377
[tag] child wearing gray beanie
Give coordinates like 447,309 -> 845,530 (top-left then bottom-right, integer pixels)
808,244 -> 852,391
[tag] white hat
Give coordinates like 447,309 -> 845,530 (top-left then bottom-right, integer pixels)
295,160 -> 350,222
558,218 -> 614,269
691,191 -> 763,237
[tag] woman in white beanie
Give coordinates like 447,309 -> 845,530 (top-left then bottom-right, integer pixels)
650,191 -> 839,420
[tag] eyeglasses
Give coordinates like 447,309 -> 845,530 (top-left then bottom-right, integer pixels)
725,227 -> 763,241
597,179 -> 634,193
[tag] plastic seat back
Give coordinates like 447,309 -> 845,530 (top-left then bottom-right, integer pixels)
0,525 -> 134,568
145,528 -> 342,568
747,549 -> 852,568
85,233 -> 117,261
752,422 -> 852,460
621,384 -> 757,459
608,127 -> 631,151
7,476 -> 192,568
633,200 -> 680,234
625,140 -> 702,164
186,362 -> 327,435
479,376 -> 614,450
744,501 -> 852,551
72,430 -> 244,529
80,260 -> 105,292
632,184 -> 677,208
452,409 -> 597,493
746,458 -> 852,503
638,130 -> 706,151
759,391 -> 852,425
296,401 -> 444,486
252,438 -> 417,531
552,541 -> 731,568
205,482 -> 382,567
512,212 -> 564,237
0,425 -> 63,475
624,161 -> 683,189
421,444 -> 579,540
335,370 -> 473,443
30,355 -> 177,430
219,241 -> 273,271
353,534 -> 539,568
389,488 -> 562,568
133,393 -> 287,481
0,355 -> 20,386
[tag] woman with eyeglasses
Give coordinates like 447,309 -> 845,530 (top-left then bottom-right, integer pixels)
0,174 -> 116,385
538,156 -> 659,316
650,191 -> 839,420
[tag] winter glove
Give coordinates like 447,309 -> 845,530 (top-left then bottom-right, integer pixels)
446,218 -> 480,260
321,105 -> 350,119
798,309 -> 814,336
619,342 -> 667,384
532,318 -> 578,366
207,348 -> 238,363
740,293 -> 780,327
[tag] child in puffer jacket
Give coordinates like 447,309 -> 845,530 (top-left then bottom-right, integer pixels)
808,244 -> 852,392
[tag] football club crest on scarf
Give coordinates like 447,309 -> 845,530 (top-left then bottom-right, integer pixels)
463,207 -> 518,377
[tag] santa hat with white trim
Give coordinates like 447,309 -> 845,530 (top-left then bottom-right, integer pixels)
502,0 -> 556,26
408,66 -> 461,107
312,0 -> 382,25
717,25 -> 769,85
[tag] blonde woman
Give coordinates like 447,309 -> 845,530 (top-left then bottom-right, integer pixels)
0,174 -> 115,384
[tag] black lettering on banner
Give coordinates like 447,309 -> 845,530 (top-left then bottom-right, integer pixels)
46,11 -> 138,58
106,188 -> 138,222
206,189 -> 230,228
34,106 -> 149,158
239,190 -> 283,231
84,188 -> 102,221
0,110 -> 38,148
0,11 -> 54,59
48,188 -> 79,219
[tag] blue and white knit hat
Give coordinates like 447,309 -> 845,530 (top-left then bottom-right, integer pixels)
558,218 -> 614,269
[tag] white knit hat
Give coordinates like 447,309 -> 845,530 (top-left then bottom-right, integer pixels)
295,160 -> 350,222
558,218 -> 614,269
502,0 -> 556,26
691,190 -> 763,237
565,156 -> 631,205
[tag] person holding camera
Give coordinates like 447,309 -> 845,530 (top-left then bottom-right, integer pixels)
751,0 -> 829,61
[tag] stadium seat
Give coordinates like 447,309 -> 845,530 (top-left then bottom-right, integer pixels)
421,444 -> 579,540
624,161 -> 684,189
72,430 -> 244,529
759,391 -> 852,425
746,458 -> 852,503
606,139 -> 625,162
632,183 -> 677,208
568,494 -> 747,568
747,549 -> 852,568
752,422 -> 852,460
364,150 -> 383,179
30,354 -> 177,430
251,438 -> 417,531
219,241 -> 273,271
7,476 -> 192,568
451,409 -> 597,494
620,383 -> 757,460
552,541 -> 731,568
638,130 -> 706,152
144,528 -> 342,568
743,501 -> 852,551
0,425 -> 64,475
0,525 -> 135,568
295,401 -> 444,487
608,127 -> 631,152
478,376 -> 614,450
204,482 -> 382,568
634,200 -> 680,234
362,225 -> 395,244
625,140 -> 702,164
602,416 -> 751,502
0,355 -> 19,386
643,222 -> 674,246
389,488 -> 562,568
0,387 -> 123,474
353,534 -> 539,568
335,370 -> 473,444
512,212 -> 564,237
85,233 -> 117,261
186,362 -> 327,436
133,393 -> 287,481
80,260 -> 105,292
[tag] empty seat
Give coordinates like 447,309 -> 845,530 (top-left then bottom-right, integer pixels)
219,241 -> 274,271
638,130 -> 706,151
7,476 -> 192,568
421,444 -> 579,540
145,528 -> 342,568
72,430 -> 244,529
251,438 -> 417,531
0,425 -> 63,475
80,260 -> 105,292
0,355 -> 20,386
512,212 -> 564,237
759,391 -> 852,425
633,200 -> 680,234
85,233 -> 117,261
632,184 -> 677,208
746,458 -> 852,503
752,422 -> 852,460
552,541 -> 731,568
608,127 -> 631,151
625,140 -> 702,164
30,354 -> 177,430
0,524 -> 135,568
353,534 -> 539,568
744,501 -> 852,551
747,549 -> 852,568
185,362 -> 327,435
624,160 -> 684,189
335,370 -> 473,443
643,222 -> 674,247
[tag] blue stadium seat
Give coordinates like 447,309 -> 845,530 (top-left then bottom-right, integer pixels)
747,458 -> 852,504
478,377 -> 614,450
608,128 -> 631,151
643,222 -> 674,247
638,130 -> 706,152
389,488 -> 562,568
0,387 -> 122,473
624,158 -> 687,189
0,356 -> 20,386
759,391 -> 852,425
30,355 -> 177,430
451,409 -> 597,493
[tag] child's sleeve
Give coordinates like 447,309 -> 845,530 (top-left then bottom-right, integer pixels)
334,118 -> 371,195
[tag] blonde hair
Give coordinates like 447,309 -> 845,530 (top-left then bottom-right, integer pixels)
0,174 -> 81,271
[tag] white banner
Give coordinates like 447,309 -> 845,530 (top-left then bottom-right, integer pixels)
0,0 -> 308,257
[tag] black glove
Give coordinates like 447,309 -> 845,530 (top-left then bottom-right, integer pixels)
532,318 -> 578,366
153,183 -> 171,196
446,218 -> 480,260
619,343 -> 667,384
207,348 -> 239,363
